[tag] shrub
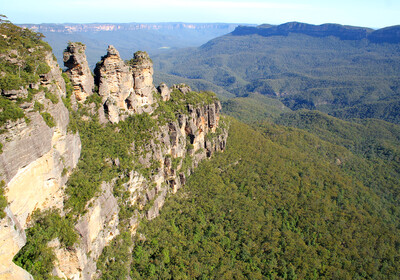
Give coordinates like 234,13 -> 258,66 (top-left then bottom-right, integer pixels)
0,96 -> 25,126
40,112 -> 55,128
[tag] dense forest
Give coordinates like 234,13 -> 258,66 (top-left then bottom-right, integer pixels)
130,118 -> 400,279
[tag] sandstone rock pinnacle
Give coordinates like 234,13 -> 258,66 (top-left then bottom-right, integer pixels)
63,42 -> 94,102
94,45 -> 134,123
157,83 -> 171,101
126,51 -> 156,113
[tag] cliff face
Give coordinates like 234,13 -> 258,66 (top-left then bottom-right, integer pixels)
0,35 -> 227,280
0,50 -> 81,279
368,25 -> 400,43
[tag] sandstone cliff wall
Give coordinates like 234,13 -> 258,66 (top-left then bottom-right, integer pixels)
0,52 -> 81,279
1,42 -> 227,280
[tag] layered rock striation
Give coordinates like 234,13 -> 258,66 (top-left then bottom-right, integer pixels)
0,50 -> 81,280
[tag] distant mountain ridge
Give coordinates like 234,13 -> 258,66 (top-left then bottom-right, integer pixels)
152,21 -> 400,124
19,22 -> 240,68
232,22 -> 400,43
20,22 -> 239,33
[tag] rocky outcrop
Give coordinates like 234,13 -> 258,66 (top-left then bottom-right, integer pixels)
126,51 -> 156,114
0,52 -> 81,280
95,48 -> 157,123
94,45 -> 133,123
131,95 -> 227,218
157,83 -> 171,101
63,42 -> 94,101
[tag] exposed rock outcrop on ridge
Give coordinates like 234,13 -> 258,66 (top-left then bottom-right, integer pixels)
127,51 -> 157,113
94,45 -> 133,123
93,46 -> 158,123
63,42 -> 94,101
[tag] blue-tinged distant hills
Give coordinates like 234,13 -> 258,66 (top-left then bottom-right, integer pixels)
19,22 -> 240,68
152,21 -> 400,124
231,22 -> 400,43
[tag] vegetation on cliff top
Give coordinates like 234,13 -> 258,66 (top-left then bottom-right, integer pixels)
0,16 -> 56,131
0,15 -> 51,91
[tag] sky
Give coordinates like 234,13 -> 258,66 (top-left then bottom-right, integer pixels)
1,0 -> 399,28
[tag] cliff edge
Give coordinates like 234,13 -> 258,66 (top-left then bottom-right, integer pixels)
0,20 -> 227,280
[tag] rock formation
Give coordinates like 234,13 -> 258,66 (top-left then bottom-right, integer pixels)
94,48 -> 158,123
94,45 -> 133,123
0,51 -> 81,280
126,51 -> 157,114
0,41 -> 227,280
157,83 -> 171,101
63,42 -> 94,101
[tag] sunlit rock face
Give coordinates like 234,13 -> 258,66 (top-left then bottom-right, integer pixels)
63,42 -> 94,102
0,52 -> 81,280
127,51 -> 157,114
94,45 -> 134,123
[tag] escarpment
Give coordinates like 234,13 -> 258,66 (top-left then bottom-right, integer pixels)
0,41 -> 81,278
0,33 -> 227,280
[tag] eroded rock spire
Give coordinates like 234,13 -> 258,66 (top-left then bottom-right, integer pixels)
63,42 -> 94,102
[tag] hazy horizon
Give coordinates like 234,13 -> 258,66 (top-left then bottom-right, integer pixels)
2,0 -> 399,29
